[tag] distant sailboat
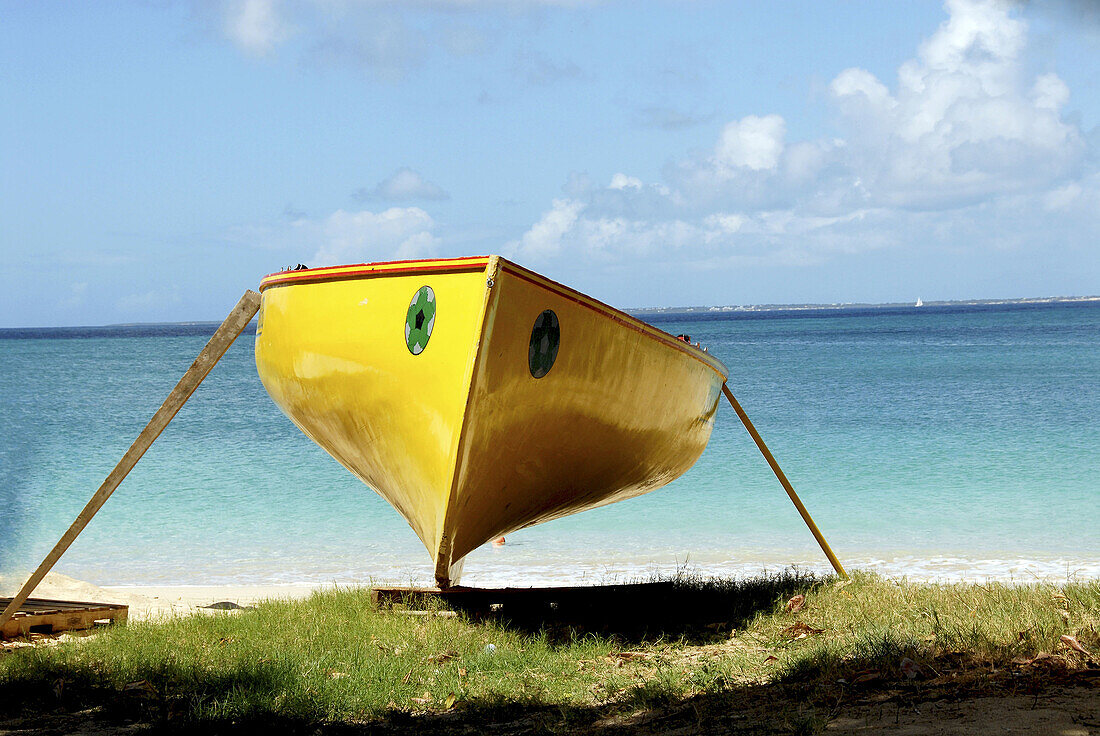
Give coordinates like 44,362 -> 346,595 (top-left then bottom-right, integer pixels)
915,297 -> 924,307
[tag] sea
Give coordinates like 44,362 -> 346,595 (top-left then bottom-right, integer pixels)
2,300 -> 1098,589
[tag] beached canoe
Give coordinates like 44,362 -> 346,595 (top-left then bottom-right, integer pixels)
255,255 -> 729,586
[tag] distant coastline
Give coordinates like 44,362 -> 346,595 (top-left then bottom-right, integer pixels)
627,294 -> 1100,317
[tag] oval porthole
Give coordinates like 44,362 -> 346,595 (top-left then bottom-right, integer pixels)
405,286 -> 436,355
528,309 -> 560,378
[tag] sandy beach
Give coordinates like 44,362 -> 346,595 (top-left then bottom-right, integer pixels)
2,572 -> 324,623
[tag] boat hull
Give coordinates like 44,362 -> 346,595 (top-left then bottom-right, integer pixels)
255,256 -> 728,585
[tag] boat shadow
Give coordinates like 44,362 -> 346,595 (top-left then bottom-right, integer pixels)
378,569 -> 826,645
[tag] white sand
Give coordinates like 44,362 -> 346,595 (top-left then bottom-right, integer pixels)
2,572 -> 327,622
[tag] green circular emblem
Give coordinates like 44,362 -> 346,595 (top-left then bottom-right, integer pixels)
405,286 -> 436,355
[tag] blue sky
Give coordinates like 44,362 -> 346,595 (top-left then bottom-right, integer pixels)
2,0 -> 1098,327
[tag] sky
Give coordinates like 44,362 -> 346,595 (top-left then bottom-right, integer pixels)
2,0 -> 1098,327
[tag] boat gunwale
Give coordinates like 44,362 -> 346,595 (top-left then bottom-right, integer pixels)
258,256 -> 491,290
258,255 -> 729,379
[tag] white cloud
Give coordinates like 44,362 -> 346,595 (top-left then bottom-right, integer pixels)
828,0 -> 1082,208
1032,73 -> 1070,110
1042,182 -> 1082,211
714,114 -> 786,173
504,199 -> 584,258
206,1 -> 596,76
568,217 -> 700,258
226,205 -> 442,265
703,213 -> 747,234
356,168 -> 450,201
691,0 -> 1082,213
221,0 -> 291,56
609,173 -> 642,190
311,208 -> 440,265
505,192 -> 887,266
507,0 -> 1094,275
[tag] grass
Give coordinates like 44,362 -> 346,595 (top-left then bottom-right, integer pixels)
2,570 -> 1098,732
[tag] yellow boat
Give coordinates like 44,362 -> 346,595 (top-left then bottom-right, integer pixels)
255,255 -> 729,586
2,255 -> 849,633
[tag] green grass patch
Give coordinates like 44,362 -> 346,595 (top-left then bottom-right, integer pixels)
2,571 -> 1097,730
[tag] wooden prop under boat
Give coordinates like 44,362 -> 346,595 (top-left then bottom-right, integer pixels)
254,255 -> 729,587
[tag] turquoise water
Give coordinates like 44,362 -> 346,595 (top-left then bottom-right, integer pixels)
2,302 -> 1098,587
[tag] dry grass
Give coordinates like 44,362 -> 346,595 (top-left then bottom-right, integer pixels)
2,570 -> 1097,732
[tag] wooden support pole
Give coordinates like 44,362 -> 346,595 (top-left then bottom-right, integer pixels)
0,290 -> 262,630
721,383 -> 849,580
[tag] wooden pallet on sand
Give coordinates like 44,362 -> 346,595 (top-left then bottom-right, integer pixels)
0,598 -> 128,639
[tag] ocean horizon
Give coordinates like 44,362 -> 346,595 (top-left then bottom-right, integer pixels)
3,294 -> 1099,333
2,298 -> 1097,588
